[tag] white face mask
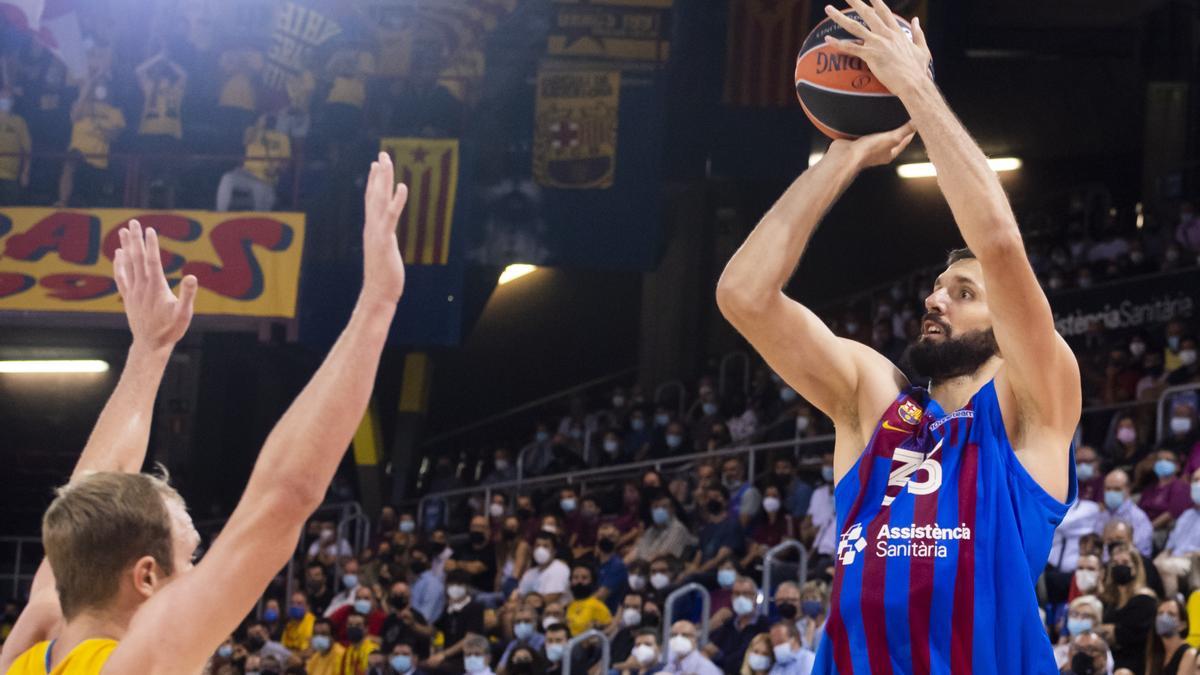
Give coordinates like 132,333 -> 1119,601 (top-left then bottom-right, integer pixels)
762,496 -> 781,513
627,574 -> 645,591
533,546 -> 553,565
1075,569 -> 1098,591
748,653 -> 772,671
650,572 -> 671,590
1172,416 -> 1194,435
447,585 -> 467,601
1181,349 -> 1198,367
633,644 -> 657,665
622,608 -> 642,626
668,635 -> 693,658
495,459 -> 510,472
93,85 -> 107,101
489,503 -> 504,518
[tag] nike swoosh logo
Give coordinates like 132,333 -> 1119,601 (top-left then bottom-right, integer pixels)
881,421 -> 909,432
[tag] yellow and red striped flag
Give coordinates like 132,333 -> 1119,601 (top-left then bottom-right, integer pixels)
723,0 -> 812,107
380,137 -> 460,265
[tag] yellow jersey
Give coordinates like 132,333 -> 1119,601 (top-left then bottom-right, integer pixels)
242,126 -> 291,185
0,112 -> 32,181
5,639 -> 117,675
138,80 -> 184,139
68,103 -> 125,169
282,612 -> 315,652
566,596 -> 612,637
306,642 -> 348,675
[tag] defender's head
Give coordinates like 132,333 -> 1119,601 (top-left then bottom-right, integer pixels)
902,248 -> 1000,381
43,471 -> 199,620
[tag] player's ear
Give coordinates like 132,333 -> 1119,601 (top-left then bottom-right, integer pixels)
130,555 -> 159,598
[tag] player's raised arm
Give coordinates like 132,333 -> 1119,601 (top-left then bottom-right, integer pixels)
716,128 -> 911,433
0,222 -> 197,673
102,153 -> 409,675
824,0 -> 1080,489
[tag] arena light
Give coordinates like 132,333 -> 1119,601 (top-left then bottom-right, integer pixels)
0,359 -> 110,374
498,264 -> 538,285
897,157 -> 1022,179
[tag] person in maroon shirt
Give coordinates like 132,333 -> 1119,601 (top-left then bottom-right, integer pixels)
1075,445 -> 1105,503
1138,448 -> 1194,530
329,585 -> 388,644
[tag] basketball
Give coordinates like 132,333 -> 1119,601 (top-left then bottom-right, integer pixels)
795,11 -> 928,140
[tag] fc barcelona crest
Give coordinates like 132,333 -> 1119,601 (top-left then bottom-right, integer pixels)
898,400 -> 924,426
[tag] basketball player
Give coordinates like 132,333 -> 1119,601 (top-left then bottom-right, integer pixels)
1,152 -> 409,675
716,1 -> 1080,672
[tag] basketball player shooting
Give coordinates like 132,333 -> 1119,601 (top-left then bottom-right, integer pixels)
1,152 -> 409,675
717,1 -> 1080,673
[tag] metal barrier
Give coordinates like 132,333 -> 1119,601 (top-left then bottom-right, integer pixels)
1156,383 -> 1200,443
761,541 -> 809,616
283,501 -> 368,609
561,628 -> 611,675
0,537 -> 41,600
719,351 -> 750,398
662,582 -> 712,648
655,380 -> 687,418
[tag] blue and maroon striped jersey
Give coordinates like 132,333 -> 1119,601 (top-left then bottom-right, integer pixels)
812,380 -> 1075,675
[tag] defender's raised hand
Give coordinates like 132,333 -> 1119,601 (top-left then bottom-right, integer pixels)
822,0 -> 932,99
113,220 -> 197,351
363,151 -> 409,303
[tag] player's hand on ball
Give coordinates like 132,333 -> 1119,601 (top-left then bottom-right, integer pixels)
822,0 -> 933,97
362,151 -> 408,303
113,219 -> 197,351
830,122 -> 915,169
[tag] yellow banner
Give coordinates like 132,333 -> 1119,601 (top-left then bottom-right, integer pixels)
379,138 -> 460,265
533,69 -> 620,189
547,0 -> 673,64
0,209 -> 305,318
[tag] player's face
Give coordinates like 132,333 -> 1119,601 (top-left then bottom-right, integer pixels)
922,260 -> 991,342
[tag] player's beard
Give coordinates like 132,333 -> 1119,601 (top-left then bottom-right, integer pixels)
902,326 -> 999,382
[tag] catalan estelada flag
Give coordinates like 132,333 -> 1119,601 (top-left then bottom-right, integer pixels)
380,138 -> 460,265
723,0 -> 812,107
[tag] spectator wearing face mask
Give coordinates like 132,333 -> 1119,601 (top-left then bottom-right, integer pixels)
483,448 -> 518,486
592,522 -> 629,612
1093,470 -> 1154,558
1104,347 -> 1143,405
769,457 -> 813,521
739,634 -> 773,675
765,622 -> 815,675
380,582 -> 431,657
795,581 -> 828,653
744,484 -> 798,572
1166,339 -> 1200,386
57,74 -> 124,207
801,453 -> 837,575
0,86 -> 31,205
498,515 -> 531,597
1054,595 -> 1104,670
282,591 -> 316,652
681,486 -> 745,587
1064,631 -> 1112,675
306,562 -> 337,616
772,583 -> 801,629
261,598 -> 285,640
614,629 -> 664,675
426,570 -> 486,673
1076,446 -> 1105,503
387,644 -> 425,675
246,620 -> 294,669
311,522 -> 356,561
566,564 -> 612,635
1153,467 -> 1200,600
307,614 -> 350,672
410,546 -> 446,625
720,457 -> 762,529
663,621 -> 721,675
1106,416 -> 1148,478
462,634 -> 497,675
1048,497 -> 1104,602
1164,403 -> 1200,461
1146,598 -> 1197,675
1098,547 -> 1158,673
1069,555 -> 1104,603
566,494 -> 601,557
499,605 -> 546,669
708,560 -> 739,619
626,411 -> 654,461
449,516 -> 499,600
607,592 -> 647,663
1099,522 -> 1167,598
644,556 -> 683,609
542,622 -> 572,673
518,532 -> 571,604
705,576 -> 770,674
628,492 -> 695,564
331,585 -> 387,645
504,643 -> 548,675
1139,449 -> 1193,531
340,612 -> 382,675
650,422 -> 689,460
326,559 -> 366,617
599,430 -> 629,467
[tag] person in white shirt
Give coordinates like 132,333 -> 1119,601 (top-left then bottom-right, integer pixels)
1092,469 -> 1154,558
663,621 -> 722,675
307,521 -> 353,560
323,558 -> 362,618
517,532 -> 570,603
767,622 -> 816,675
802,454 -> 837,571
1050,498 -> 1102,573
1154,467 -> 1200,598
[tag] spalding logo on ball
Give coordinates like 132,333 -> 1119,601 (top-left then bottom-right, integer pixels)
795,10 -> 932,139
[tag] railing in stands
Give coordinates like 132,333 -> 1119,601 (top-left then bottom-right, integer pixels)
662,582 -> 712,648
1156,383 -> 1200,444
761,540 -> 809,617
562,628 -> 611,675
0,537 -> 41,600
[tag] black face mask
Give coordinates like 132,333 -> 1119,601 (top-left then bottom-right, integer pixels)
517,508 -> 534,520
470,531 -> 487,546
261,670 -> 279,675
246,636 -> 266,651
572,583 -> 594,598
391,594 -> 408,609
707,500 -> 725,516
778,603 -> 798,620
347,626 -> 366,643
1111,564 -> 1134,585
642,612 -> 660,628
1070,651 -> 1097,675
503,528 -> 519,541
410,560 -> 428,575
598,538 -> 616,554
510,661 -> 534,675
306,579 -> 324,594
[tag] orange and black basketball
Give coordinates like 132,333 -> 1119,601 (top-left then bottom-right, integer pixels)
795,11 -> 929,140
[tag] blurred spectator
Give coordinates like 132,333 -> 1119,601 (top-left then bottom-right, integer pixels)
1106,416 -> 1149,478
542,622 -> 570,673
769,456 -> 813,520
706,576 -> 769,674
1050,498 -> 1103,599
565,563 -> 612,635
745,483 -> 798,569
330,585 -> 386,644
133,50 -> 186,151
607,591 -> 646,664
1063,631 -> 1111,675
326,558 -> 364,616
721,457 -> 762,529
341,611 -> 381,674
498,605 -> 544,669
216,112 -> 290,211
1069,554 -> 1103,602
1094,470 -> 1154,558
518,532 -> 570,603
1077,446 -> 1104,503
613,628 -> 664,675
1152,467 -> 1200,600
1054,595 -> 1103,668
565,491 -> 600,556
283,590 -> 315,652
380,581 -> 431,657
740,633 -> 774,675
463,634 -> 496,675
1101,521 -> 1166,598
1166,341 -> 1200,388
1146,598 -> 1196,675
592,522 -> 629,612
765,622 -> 815,675
410,545 -> 445,624
628,491 -> 695,564
318,46 -> 373,155
262,598 -> 284,640
0,85 -> 31,205
306,561 -> 336,615
503,642 -> 547,675
682,485 -> 744,587
1165,322 -> 1189,373
428,569 -> 486,673
801,453 -> 837,576
450,515 -> 498,602
246,620 -> 293,667
482,448 -> 518,485
796,581 -> 828,653
664,620 -> 721,675
310,521 -> 354,560
499,514 -> 531,598
1139,449 -> 1192,530
1177,201 -> 1200,254
58,74 -> 124,207
1100,546 -> 1157,673
308,617 -> 348,675
387,643 -> 424,675
215,43 -> 262,150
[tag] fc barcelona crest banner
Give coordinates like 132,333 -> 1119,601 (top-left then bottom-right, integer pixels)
380,138 -> 461,266
533,69 -> 621,190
